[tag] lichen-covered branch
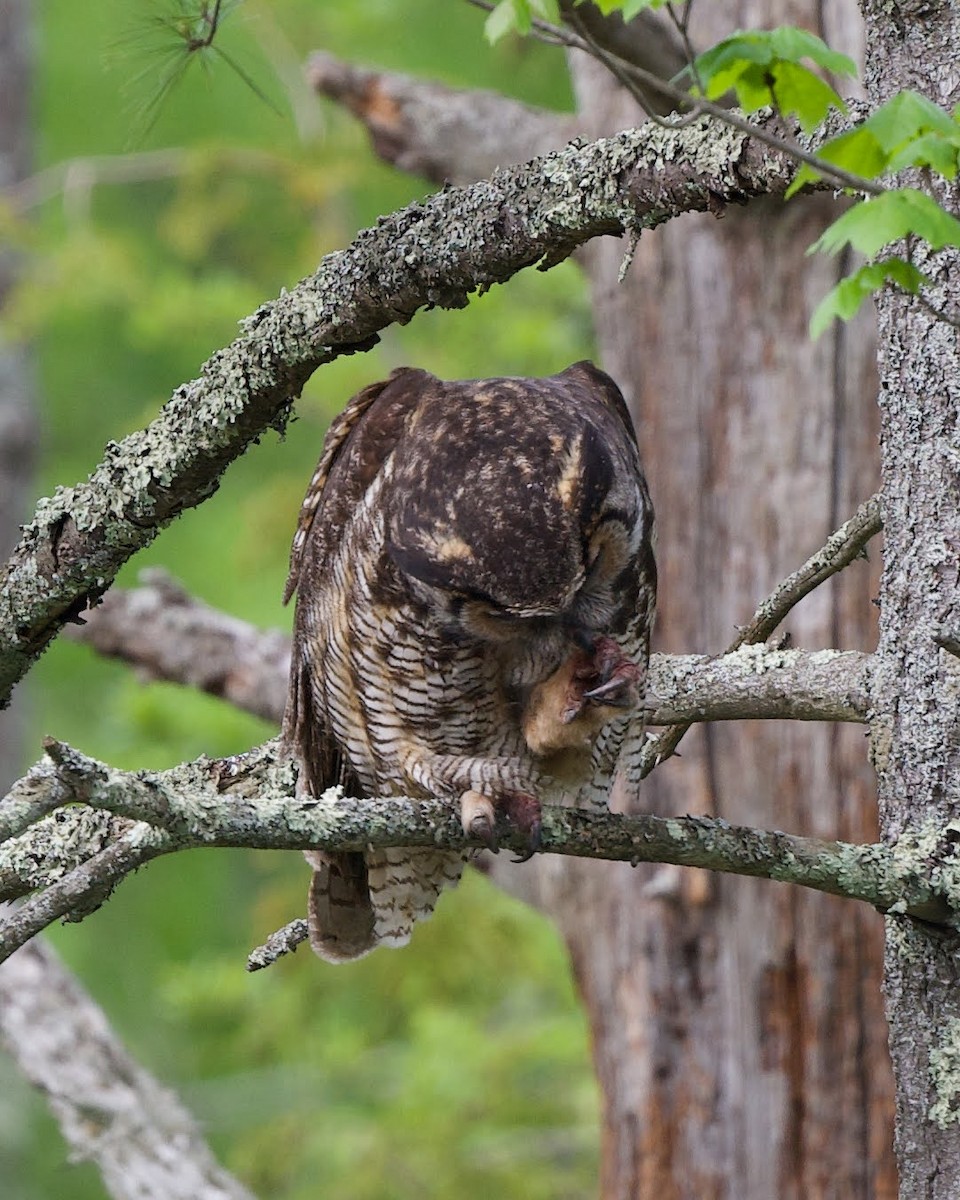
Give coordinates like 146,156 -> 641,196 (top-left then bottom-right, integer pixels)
0,109 -> 827,709
0,938 -> 255,1200
640,493 -> 882,775
1,735 -> 958,966
71,571 -> 871,726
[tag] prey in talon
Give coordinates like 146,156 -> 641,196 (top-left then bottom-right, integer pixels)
283,361 -> 655,962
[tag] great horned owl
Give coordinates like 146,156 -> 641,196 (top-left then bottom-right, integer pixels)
282,361 -> 656,962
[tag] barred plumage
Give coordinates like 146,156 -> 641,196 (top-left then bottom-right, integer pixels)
282,361 -> 656,962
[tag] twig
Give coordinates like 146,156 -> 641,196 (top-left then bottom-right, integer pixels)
639,493 -> 882,776
0,826 -> 168,964
246,919 -> 309,971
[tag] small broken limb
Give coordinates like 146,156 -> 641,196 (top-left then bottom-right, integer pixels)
246,919 -> 309,971
459,788 -> 542,863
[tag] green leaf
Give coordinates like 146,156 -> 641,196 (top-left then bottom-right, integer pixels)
770,61 -> 846,133
485,0 -> 560,39
484,0 -> 531,43
622,0 -> 666,16
867,90 -> 960,152
530,0 -> 560,21
587,0 -> 668,13
766,27 -> 856,78
886,132 -> 960,179
784,128 -> 886,198
692,28 -> 852,128
811,188 -> 960,258
810,257 -> 926,338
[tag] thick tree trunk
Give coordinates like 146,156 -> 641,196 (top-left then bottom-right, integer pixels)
860,4 -> 960,1196
544,6 -> 897,1197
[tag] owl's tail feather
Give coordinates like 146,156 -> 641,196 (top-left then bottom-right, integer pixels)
304,850 -> 377,963
367,848 -> 467,949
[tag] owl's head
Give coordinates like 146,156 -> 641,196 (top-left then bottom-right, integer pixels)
385,386 -> 648,648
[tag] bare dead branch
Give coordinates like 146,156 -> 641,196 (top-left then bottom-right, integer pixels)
246,918 -> 309,971
733,493 -> 883,649
69,568 -> 290,724
307,51 -> 572,185
0,938 -> 255,1200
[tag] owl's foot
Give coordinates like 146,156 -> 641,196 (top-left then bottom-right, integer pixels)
499,789 -> 542,863
459,788 -> 541,861
573,634 -> 642,716
460,790 -> 498,852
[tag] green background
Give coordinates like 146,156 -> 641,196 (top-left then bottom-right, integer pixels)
3,3 -> 602,1197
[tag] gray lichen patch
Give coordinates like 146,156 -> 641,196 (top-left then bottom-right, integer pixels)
889,817 -> 960,913
929,1017 -> 960,1128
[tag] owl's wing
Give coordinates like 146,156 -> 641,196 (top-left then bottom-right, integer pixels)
283,367 -> 433,605
281,369 -> 434,963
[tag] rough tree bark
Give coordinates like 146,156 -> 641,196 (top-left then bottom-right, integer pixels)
861,3 -> 960,1195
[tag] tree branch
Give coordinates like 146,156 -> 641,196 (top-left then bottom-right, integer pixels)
1,734 -> 958,969
640,493 -> 882,775
69,569 -> 291,725
0,110 -> 839,708
0,938 -> 255,1200
69,572 -> 872,726
470,0 -> 880,194
307,51 -> 573,185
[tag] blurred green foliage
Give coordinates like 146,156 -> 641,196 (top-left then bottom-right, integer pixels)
2,2 -> 600,1197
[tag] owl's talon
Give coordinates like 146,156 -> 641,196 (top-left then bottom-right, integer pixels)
576,634 -> 641,711
581,671 -> 639,706
510,817 -> 542,864
460,790 -> 499,852
498,790 -> 541,863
